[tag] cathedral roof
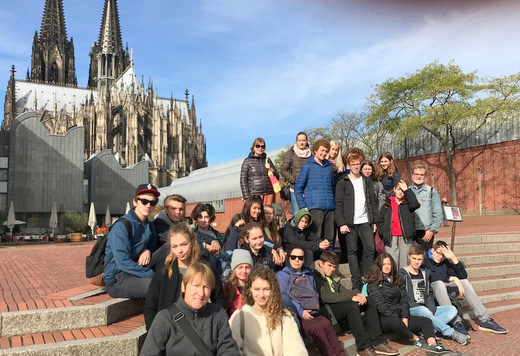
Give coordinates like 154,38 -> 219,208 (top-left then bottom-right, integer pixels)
158,148 -> 286,204
39,0 -> 68,44
98,0 -> 123,54
14,80 -> 96,114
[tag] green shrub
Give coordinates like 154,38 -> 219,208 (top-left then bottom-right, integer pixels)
63,211 -> 88,233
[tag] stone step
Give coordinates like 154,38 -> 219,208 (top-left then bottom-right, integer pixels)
450,242 -> 520,255
459,252 -> 520,266
0,298 -> 143,338
465,262 -> 520,279
478,286 -> 520,305
469,275 -> 520,293
443,233 -> 520,245
0,325 -> 145,356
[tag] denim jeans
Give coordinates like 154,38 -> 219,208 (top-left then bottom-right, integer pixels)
290,191 -> 300,218
410,305 -> 457,336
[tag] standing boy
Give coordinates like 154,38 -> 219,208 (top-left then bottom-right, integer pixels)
399,244 -> 469,345
335,152 -> 378,290
295,138 -> 336,246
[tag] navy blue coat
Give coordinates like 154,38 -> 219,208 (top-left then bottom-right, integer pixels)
294,156 -> 335,211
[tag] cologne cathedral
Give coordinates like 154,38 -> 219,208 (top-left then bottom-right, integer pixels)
3,0 -> 207,186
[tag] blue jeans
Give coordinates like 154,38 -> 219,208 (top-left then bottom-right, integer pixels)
290,191 -> 300,218
410,305 -> 457,336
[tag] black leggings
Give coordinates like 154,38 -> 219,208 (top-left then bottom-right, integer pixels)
379,315 -> 435,341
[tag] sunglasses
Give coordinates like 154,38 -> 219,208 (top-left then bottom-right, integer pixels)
289,255 -> 304,261
137,198 -> 158,206
255,144 -> 266,149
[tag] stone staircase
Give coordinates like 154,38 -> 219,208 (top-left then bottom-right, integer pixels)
330,232 -> 520,356
0,289 -> 146,355
2,233 -> 519,356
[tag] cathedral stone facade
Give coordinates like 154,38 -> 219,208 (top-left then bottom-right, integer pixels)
3,0 -> 207,187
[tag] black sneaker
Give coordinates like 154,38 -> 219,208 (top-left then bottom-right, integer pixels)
424,344 -> 452,354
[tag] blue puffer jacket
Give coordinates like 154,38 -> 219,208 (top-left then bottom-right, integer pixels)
294,156 -> 335,211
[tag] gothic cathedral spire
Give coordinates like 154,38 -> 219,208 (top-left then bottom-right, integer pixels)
88,0 -> 129,90
30,0 -> 77,86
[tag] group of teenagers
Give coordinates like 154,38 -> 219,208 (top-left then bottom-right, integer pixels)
100,132 -> 507,356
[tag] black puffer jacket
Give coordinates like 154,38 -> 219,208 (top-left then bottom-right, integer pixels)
377,189 -> 420,246
367,276 -> 410,318
280,147 -> 310,189
240,153 -> 279,198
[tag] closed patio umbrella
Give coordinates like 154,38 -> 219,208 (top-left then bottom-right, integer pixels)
49,202 -> 58,236
88,202 -> 97,235
105,205 -> 111,228
6,202 -> 15,242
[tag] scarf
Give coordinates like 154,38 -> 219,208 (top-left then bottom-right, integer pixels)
293,145 -> 311,158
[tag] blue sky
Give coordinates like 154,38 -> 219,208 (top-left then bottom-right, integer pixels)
1,0 -> 520,166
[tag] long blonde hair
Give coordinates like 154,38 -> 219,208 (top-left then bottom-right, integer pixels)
164,223 -> 200,278
243,267 -> 289,333
328,140 -> 345,173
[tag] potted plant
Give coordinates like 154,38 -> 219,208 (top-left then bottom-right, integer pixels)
63,211 -> 89,242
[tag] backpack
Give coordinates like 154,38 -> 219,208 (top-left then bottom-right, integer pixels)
286,272 -> 320,311
85,218 -> 132,285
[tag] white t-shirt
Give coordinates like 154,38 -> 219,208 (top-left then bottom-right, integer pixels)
351,176 -> 368,224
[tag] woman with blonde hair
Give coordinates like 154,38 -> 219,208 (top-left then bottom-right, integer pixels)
143,223 -> 225,330
229,267 -> 308,356
328,140 -> 345,180
141,262 -> 239,355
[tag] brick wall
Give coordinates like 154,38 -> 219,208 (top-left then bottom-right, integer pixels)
394,140 -> 520,215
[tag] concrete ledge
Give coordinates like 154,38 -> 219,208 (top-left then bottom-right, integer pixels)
0,298 -> 144,338
0,326 -> 146,356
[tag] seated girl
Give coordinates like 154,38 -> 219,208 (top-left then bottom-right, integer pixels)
223,249 -> 253,317
229,266 -> 308,356
365,253 -> 450,354
276,245 -> 347,356
143,223 -> 225,330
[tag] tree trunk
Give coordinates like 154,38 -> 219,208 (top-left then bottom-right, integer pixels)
445,150 -> 458,206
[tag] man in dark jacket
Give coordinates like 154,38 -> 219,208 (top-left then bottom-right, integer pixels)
295,138 -> 335,246
335,152 -> 378,291
283,208 -> 329,267
424,240 -> 507,334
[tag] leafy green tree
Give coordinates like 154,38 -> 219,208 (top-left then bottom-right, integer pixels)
306,111 -> 387,160
366,61 -> 520,205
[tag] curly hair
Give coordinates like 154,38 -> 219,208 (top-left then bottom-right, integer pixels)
164,223 -> 200,278
243,266 -> 289,333
374,152 -> 397,181
365,253 -> 402,286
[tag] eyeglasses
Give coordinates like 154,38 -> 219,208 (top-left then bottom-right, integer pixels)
255,144 -> 265,149
289,255 -> 304,261
137,198 -> 158,206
